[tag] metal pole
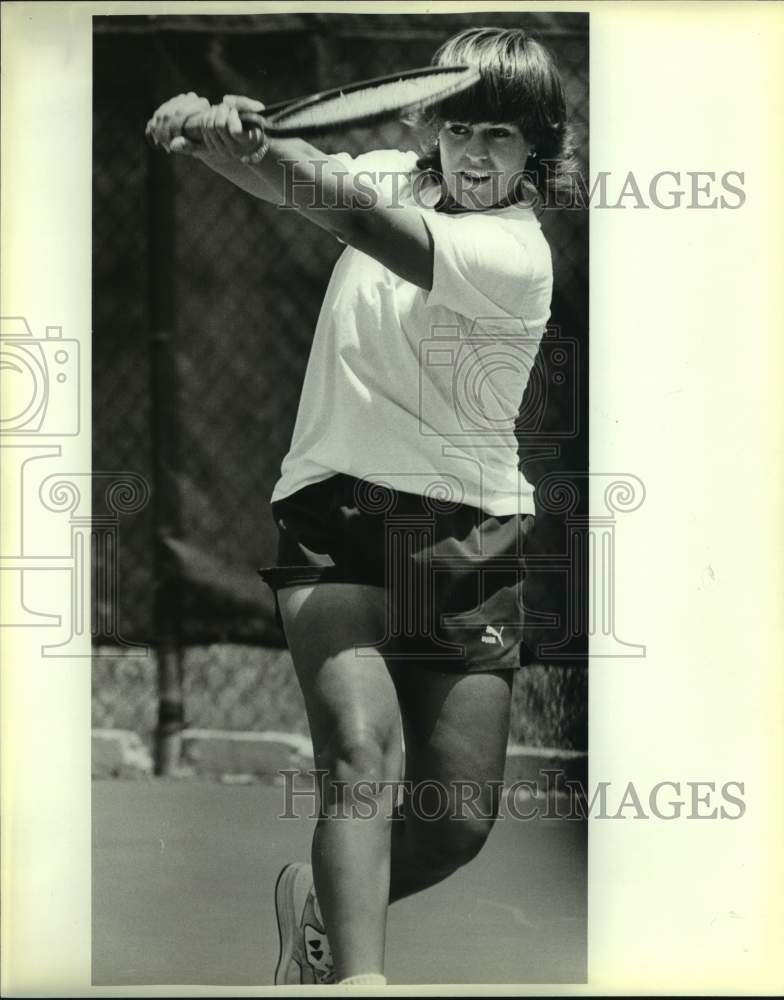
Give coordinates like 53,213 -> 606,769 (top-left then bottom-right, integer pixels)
147,49 -> 185,773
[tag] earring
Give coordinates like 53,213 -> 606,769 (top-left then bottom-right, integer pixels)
530,150 -> 538,159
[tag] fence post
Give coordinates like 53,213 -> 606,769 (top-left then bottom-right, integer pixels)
147,120 -> 185,775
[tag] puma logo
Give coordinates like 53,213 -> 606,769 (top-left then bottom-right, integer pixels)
481,625 -> 505,645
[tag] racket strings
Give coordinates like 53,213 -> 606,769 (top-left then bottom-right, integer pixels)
265,67 -> 481,136
161,66 -> 481,145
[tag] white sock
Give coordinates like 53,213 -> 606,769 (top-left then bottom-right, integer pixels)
338,973 -> 387,985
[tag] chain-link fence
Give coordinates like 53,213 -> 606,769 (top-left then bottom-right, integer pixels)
93,12 -> 588,757
91,645 -> 585,751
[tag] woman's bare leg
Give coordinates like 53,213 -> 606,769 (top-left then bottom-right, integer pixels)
386,665 -> 514,902
278,583 -> 403,981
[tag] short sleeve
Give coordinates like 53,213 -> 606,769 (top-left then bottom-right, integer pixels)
331,148 -> 419,207
421,213 -> 534,322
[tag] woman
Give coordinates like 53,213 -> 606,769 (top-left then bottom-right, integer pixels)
148,26 -> 572,986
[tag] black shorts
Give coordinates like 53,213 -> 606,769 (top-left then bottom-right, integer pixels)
259,474 -> 534,673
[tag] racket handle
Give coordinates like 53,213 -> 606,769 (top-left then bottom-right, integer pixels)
179,110 -> 267,143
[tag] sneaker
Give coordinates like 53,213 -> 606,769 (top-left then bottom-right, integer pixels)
274,861 -> 335,985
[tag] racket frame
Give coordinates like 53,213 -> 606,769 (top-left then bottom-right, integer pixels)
261,64 -> 480,138
175,64 -> 480,144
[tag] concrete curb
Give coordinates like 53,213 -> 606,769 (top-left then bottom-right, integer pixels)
504,744 -> 588,790
92,728 -> 154,777
181,728 -> 313,778
92,729 -> 586,785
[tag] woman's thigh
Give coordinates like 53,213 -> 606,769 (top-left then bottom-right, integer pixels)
278,583 -> 403,780
392,665 -> 514,816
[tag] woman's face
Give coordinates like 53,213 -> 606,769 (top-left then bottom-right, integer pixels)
438,120 -> 533,210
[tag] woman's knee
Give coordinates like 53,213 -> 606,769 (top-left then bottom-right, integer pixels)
406,811 -> 497,874
316,720 -> 402,809
324,727 -> 388,781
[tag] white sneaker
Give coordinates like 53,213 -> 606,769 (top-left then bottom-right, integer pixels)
274,862 -> 335,985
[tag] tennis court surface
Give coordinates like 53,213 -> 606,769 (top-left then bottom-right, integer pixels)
93,779 -> 586,986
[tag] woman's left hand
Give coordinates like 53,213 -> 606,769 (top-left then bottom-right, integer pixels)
173,96 -> 267,163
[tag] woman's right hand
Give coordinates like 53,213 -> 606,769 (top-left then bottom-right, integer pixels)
146,93 -> 268,163
145,92 -> 211,157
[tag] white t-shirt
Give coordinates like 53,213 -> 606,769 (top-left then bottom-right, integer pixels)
271,149 -> 553,516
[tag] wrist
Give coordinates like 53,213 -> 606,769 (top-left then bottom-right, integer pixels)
240,133 -> 269,165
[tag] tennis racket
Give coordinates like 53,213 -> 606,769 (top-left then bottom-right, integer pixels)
161,65 -> 480,145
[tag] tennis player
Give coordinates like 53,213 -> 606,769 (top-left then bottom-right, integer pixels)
148,26 -> 572,987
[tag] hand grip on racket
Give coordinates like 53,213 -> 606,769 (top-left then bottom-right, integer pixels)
149,65 -> 481,150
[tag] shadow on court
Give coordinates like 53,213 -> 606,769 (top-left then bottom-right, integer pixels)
93,779 -> 586,986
